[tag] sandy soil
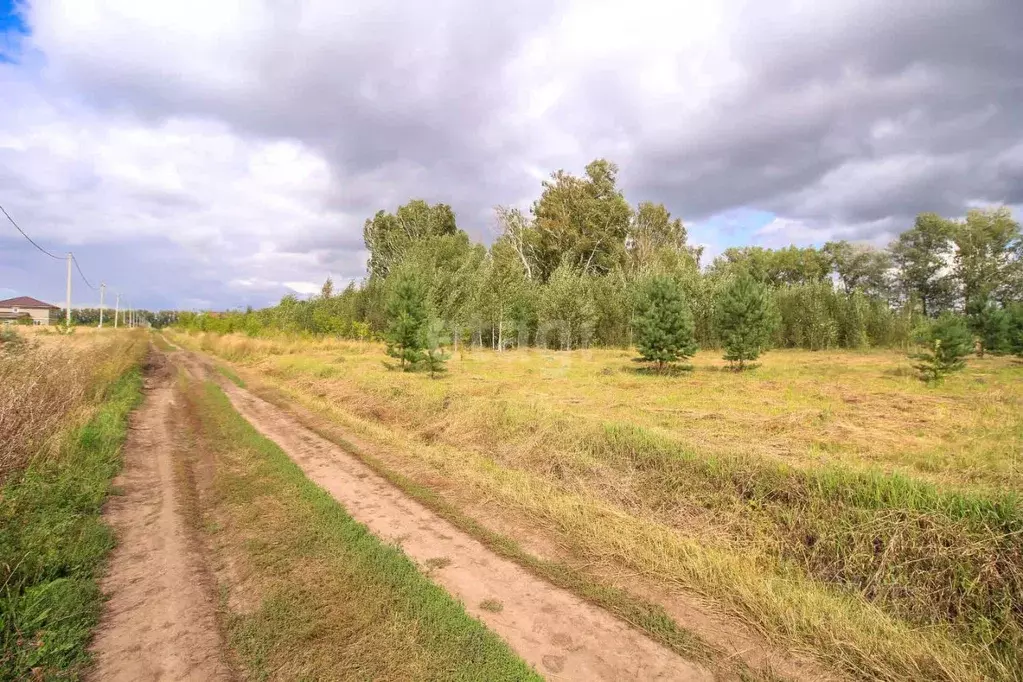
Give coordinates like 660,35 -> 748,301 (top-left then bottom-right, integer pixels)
175,353 -> 712,682
88,351 -> 232,681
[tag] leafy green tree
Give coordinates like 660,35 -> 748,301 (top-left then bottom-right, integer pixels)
911,313 -> 973,381
965,298 -> 1009,356
952,207 -> 1022,305
384,274 -> 429,371
823,241 -> 893,296
716,273 -> 776,369
628,202 -> 699,272
633,276 -> 697,371
537,263 -> 596,349
531,159 -> 633,281
711,247 -> 774,284
781,281 -> 839,350
479,237 -> 532,350
363,200 -> 458,278
891,213 -> 956,316
711,246 -> 829,287
590,269 -> 633,347
495,206 -> 539,282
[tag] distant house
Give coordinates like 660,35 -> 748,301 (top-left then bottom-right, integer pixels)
0,296 -> 61,325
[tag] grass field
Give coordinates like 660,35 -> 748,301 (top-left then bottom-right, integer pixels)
177,373 -> 539,680
171,331 -> 1023,681
0,330 -> 147,678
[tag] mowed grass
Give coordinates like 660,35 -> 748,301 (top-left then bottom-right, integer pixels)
0,360 -> 145,678
172,331 -> 1023,681
179,376 -> 539,681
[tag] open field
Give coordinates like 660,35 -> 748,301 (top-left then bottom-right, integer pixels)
0,329 -> 148,678
169,330 -> 1023,681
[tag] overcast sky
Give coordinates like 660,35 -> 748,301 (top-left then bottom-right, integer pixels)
1,0 -> 1021,310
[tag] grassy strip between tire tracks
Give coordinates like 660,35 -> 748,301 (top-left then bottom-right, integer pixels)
0,365 -> 144,679
223,378 -> 777,681
181,376 -> 540,681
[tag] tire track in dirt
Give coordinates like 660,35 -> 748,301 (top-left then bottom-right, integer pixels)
88,350 -> 232,682
177,353 -> 712,682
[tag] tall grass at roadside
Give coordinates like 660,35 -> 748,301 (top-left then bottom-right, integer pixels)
0,332 -> 145,482
0,356 -> 145,679
180,377 -> 540,681
589,424 -> 1023,667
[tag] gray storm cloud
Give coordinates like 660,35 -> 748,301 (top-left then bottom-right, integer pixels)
1,0 -> 1020,308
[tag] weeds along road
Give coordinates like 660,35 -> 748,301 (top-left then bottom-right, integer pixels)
91,343 -> 712,681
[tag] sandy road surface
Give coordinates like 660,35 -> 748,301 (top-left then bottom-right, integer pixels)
89,351 -> 232,682
177,352 -> 712,682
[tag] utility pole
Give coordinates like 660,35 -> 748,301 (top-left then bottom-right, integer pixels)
115,293 -> 120,329
65,252 -> 72,327
98,283 -> 106,328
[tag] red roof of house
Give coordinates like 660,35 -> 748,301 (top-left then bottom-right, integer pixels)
0,296 -> 60,309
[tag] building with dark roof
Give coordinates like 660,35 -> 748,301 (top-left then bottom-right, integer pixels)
0,296 -> 61,325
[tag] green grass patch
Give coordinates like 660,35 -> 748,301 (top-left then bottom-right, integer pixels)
183,379 -> 539,681
151,333 -> 175,352
0,367 -> 144,679
215,364 -> 246,388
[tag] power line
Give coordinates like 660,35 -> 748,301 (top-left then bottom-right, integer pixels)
2,200 -> 129,314
0,203 -> 63,260
72,254 -> 99,291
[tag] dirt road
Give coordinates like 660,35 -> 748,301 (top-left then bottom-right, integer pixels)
177,352 -> 712,682
89,351 -> 232,681
90,345 -> 717,680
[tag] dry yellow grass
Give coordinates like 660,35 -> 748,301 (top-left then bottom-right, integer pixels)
0,328 -> 149,481
170,331 -> 1023,681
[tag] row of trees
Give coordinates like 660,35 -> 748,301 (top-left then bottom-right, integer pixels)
62,308 -> 178,328
176,159 -> 1023,355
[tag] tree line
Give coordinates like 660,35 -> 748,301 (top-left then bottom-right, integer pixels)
62,308 -> 179,328
176,159 -> 1023,357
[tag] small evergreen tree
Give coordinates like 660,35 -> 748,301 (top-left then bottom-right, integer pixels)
965,298 -> 1009,356
716,273 -> 776,370
424,320 -> 451,378
911,313 -> 973,381
633,276 -> 697,371
384,274 -> 429,371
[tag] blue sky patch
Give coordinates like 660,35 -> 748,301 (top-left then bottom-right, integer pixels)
0,0 -> 25,32
688,208 -> 776,261
0,0 -> 26,63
